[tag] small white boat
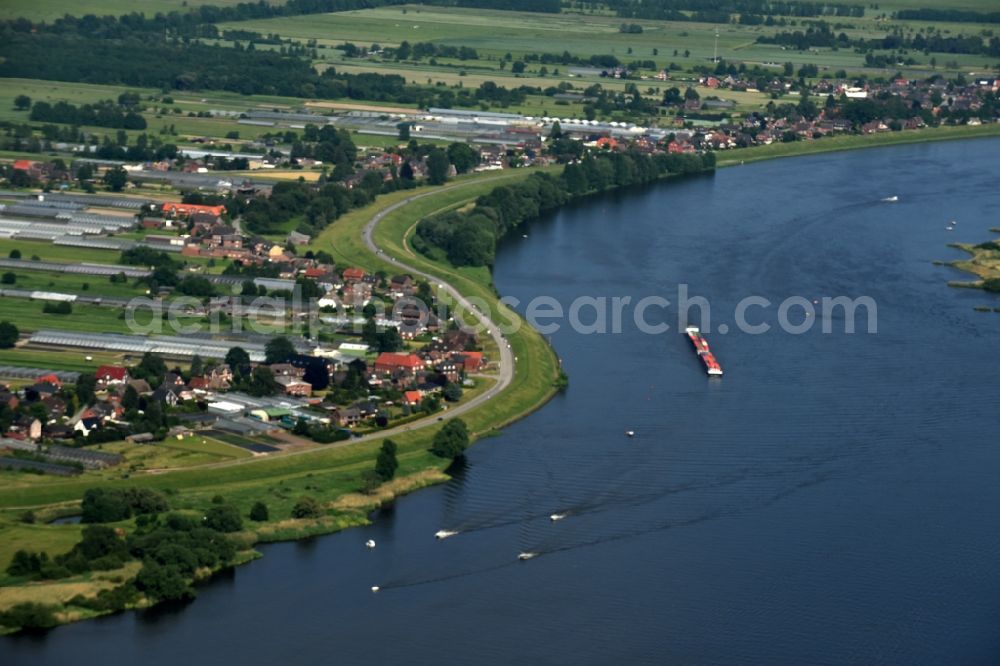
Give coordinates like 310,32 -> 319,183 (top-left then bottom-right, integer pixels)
883,195 -> 898,202
549,513 -> 566,522
522,234 -> 528,238
434,530 -> 459,540
518,552 -> 538,561
365,539 -> 376,549
625,430 -> 635,437
371,586 -> 380,593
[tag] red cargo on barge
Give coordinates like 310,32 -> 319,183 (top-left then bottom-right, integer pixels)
685,326 -> 723,376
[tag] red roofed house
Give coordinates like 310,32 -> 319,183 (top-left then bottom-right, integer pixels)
595,137 -> 618,150
36,374 -> 62,388
161,203 -> 226,219
342,267 -> 366,283
303,267 -> 327,279
455,351 -> 484,373
12,160 -> 34,171
188,376 -> 210,391
403,390 -> 423,406
374,353 -> 424,377
95,365 -> 130,387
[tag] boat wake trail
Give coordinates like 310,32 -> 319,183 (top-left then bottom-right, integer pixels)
523,469 -> 840,561
435,448 -> 849,538
373,559 -> 521,592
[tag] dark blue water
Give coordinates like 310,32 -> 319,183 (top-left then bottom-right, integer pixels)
5,139 -> 1000,664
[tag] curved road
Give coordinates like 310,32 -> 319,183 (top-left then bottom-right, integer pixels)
360,182 -> 516,426
142,177 -> 522,474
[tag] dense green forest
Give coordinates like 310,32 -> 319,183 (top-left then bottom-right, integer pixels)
414,151 -> 716,267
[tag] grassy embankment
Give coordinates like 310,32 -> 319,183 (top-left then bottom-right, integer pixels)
716,123 -> 1000,166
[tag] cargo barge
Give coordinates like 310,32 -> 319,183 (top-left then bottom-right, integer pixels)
685,326 -> 723,376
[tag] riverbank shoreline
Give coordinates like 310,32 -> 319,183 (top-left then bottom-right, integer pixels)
3,129 -> 998,634
716,123 -> 1000,167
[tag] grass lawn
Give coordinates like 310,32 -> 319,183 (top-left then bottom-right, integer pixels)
4,271 -> 146,299
0,238 -> 129,266
0,520 -> 86,587
107,436 -> 254,471
0,299 -> 132,333
0,297 -> 210,335
0,347 -> 126,373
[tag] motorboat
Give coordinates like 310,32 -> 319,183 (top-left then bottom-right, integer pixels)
518,552 -> 538,561
365,539 -> 376,549
625,430 -> 635,437
435,530 -> 459,540
549,513 -> 567,522
371,586 -> 380,593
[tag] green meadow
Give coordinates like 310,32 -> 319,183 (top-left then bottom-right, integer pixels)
0,0 -> 275,22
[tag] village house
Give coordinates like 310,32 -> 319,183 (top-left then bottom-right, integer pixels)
389,274 -> 415,298
435,359 -> 461,384
11,416 -> 42,440
127,378 -> 152,395
151,386 -> 181,407
373,352 -> 424,378
454,351 -> 485,373
161,202 -> 226,219
96,365 -> 130,387
74,417 -> 102,438
276,376 -> 312,397
268,363 -> 305,379
342,267 -> 366,283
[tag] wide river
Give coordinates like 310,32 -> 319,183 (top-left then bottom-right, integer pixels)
4,139 -> 1000,664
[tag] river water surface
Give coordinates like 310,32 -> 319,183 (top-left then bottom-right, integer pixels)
4,139 -> 1000,664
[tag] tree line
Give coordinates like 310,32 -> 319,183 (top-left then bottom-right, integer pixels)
894,8 -> 1000,24
1,0 -> 559,41
414,151 -> 715,267
0,31 -> 540,110
229,140 -> 475,237
758,22 -> 1000,58
601,0 -> 863,23
29,100 -> 147,130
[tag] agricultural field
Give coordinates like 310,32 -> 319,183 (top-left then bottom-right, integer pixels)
222,4 -> 1000,76
0,0 -> 276,22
